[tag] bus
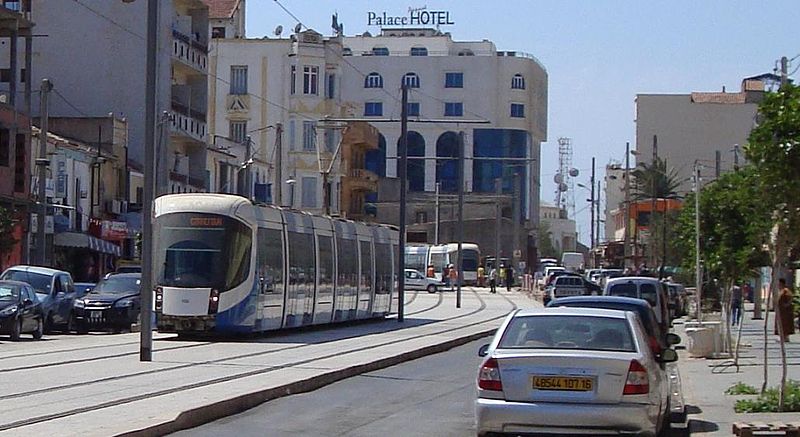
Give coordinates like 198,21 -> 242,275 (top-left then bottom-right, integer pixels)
153,193 -> 398,335
427,243 -> 481,284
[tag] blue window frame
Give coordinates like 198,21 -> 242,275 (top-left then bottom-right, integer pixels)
364,102 -> 383,116
512,74 -> 525,89
407,102 -> 420,116
372,47 -> 389,56
402,73 -> 420,88
510,103 -> 525,118
444,72 -> 463,88
410,46 -> 428,56
365,72 -> 383,88
444,102 -> 463,117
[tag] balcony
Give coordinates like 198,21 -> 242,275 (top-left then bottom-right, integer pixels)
169,171 -> 206,192
343,168 -> 378,193
172,29 -> 208,74
170,101 -> 206,143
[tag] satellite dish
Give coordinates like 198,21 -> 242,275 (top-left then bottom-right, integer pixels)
569,168 -> 580,177
559,183 -> 568,192
553,173 -> 563,184
293,23 -> 302,34
274,25 -> 283,36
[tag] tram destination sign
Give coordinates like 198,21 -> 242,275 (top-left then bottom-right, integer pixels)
367,6 -> 454,27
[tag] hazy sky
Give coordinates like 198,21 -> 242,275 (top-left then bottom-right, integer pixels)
247,0 -> 799,243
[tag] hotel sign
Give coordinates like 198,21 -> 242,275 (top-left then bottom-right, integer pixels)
367,6 -> 454,27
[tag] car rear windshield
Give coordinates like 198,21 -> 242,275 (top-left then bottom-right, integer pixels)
0,284 -> 19,300
93,276 -> 141,294
498,315 -> 637,353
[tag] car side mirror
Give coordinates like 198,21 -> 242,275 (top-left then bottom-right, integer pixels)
667,333 -> 681,346
23,298 -> 33,306
478,344 -> 490,357
659,348 -> 678,363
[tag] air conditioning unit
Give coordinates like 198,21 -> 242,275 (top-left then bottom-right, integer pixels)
105,200 -> 122,214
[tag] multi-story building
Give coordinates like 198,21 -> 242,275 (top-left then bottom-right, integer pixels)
205,0 -> 245,40
635,77 -> 768,195
539,203 -> 577,256
604,162 -> 626,242
0,2 -> 32,270
27,0 -> 210,195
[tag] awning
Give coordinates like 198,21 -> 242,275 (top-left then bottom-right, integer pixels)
54,232 -> 122,257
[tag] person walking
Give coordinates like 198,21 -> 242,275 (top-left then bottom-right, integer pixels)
730,281 -> 743,326
442,265 -> 450,289
448,264 -> 457,292
505,264 -> 514,291
776,278 -> 795,342
498,264 -> 506,290
489,267 -> 497,294
477,265 -> 485,287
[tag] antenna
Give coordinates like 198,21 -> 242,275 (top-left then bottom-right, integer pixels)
274,25 -> 283,37
293,23 -> 302,34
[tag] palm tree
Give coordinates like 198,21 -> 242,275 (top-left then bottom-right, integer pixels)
631,157 -> 683,200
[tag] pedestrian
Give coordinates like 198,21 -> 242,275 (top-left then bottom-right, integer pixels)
775,278 -> 795,342
448,264 -> 457,291
477,265 -> 485,287
489,267 -> 497,293
743,282 -> 753,303
730,281 -> 743,326
442,265 -> 450,289
505,264 -> 514,291
426,264 -> 435,278
498,264 -> 506,290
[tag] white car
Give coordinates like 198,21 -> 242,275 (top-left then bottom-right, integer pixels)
404,269 -> 444,293
476,307 -> 677,436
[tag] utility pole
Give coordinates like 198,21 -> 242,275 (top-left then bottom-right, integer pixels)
36,79 -> 53,266
91,125 -> 102,219
650,135 -> 657,269
275,123 -> 283,205
512,172 -> 521,269
397,83 -> 408,322
694,162 -> 702,323
596,179 -> 601,249
623,142 -> 630,269
456,131 -> 464,309
244,135 -> 252,199
434,182 -> 440,245
140,0 -> 158,362
589,157 -> 595,255
494,177 -> 502,269
780,56 -> 788,88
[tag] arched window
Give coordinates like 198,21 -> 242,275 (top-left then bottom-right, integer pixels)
365,134 -> 387,203
402,72 -> 420,88
365,72 -> 383,88
436,132 -> 459,193
372,46 -> 389,56
410,46 -> 428,56
398,131 -> 425,192
512,74 -> 525,90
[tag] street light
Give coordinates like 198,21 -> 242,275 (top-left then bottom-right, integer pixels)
285,178 -> 296,208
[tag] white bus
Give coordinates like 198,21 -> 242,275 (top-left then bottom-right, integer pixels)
428,243 -> 481,284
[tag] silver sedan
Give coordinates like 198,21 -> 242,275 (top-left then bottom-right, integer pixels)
475,307 -> 677,436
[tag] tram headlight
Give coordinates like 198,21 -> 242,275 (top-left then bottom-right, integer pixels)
154,287 -> 163,311
208,289 -> 220,314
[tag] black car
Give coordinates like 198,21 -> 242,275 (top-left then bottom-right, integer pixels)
72,273 -> 141,333
547,295 -> 680,354
545,271 -> 602,295
0,280 -> 44,341
0,266 -> 77,332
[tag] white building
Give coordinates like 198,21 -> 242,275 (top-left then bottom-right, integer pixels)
604,162 -> 626,242
539,202 -> 577,254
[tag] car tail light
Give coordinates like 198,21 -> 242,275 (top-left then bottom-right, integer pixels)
477,358 -> 503,391
154,287 -> 163,311
208,289 -> 220,314
623,359 -> 649,395
648,335 -> 661,356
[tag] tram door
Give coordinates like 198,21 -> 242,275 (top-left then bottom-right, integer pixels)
255,225 -> 285,331
357,238 -> 374,319
284,213 -> 316,328
313,217 -> 335,324
333,221 -> 358,321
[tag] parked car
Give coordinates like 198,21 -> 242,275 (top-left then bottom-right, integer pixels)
404,269 -> 444,293
547,295 -> 681,354
73,273 -> 142,333
115,265 -> 141,274
0,280 -> 45,341
604,276 -> 671,333
74,282 -> 96,299
544,275 -> 589,305
0,266 -> 77,333
475,307 -> 678,436
665,282 -> 688,318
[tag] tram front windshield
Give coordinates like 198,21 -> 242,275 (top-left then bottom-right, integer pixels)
155,213 -> 251,290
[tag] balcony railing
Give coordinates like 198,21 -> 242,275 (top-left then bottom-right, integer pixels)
170,109 -> 206,143
172,30 -> 208,73
169,171 -> 205,190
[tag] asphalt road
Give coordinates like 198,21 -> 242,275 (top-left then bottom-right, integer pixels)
171,336 -> 493,437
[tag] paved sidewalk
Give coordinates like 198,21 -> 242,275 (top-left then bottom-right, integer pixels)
675,304 -> 800,435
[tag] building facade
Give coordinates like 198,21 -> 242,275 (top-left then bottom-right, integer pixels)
539,202 -> 577,255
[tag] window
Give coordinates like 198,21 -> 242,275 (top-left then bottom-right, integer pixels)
458,49 -> 474,56
325,128 -> 336,152
444,72 -> 463,88
301,177 -> 317,208
257,228 -> 284,297
342,47 -> 352,56
410,46 -> 428,56
406,102 -> 420,116
402,72 -> 420,88
510,103 -> 525,118
364,72 -> 383,88
303,66 -> 318,95
326,73 -> 335,99
230,66 -> 248,95
229,121 -> 247,144
444,102 -> 463,116
360,241 -> 373,292
415,211 -> 428,223
290,65 -> 296,95
211,27 -> 226,38
288,119 -> 296,150
364,102 -> 383,116
372,47 -> 389,56
0,128 -> 8,166
302,121 -> 316,151
512,74 -> 525,90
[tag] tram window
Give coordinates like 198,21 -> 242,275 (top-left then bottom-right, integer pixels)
336,237 -> 358,288
288,232 -> 315,286
318,235 -> 334,290
374,243 -> 391,294
360,241 -> 373,291
257,228 -> 284,293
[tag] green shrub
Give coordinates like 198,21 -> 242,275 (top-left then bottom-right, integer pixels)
726,382 -> 758,395
734,380 -> 800,413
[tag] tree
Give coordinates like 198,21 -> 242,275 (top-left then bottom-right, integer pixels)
538,220 -> 560,259
745,82 -> 800,409
630,157 -> 683,201
0,206 -> 17,267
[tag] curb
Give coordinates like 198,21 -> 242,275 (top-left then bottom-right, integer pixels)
115,329 -> 497,437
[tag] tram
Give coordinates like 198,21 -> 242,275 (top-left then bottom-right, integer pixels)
153,194 -> 399,335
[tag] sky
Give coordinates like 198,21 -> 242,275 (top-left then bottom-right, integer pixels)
246,0 -> 799,244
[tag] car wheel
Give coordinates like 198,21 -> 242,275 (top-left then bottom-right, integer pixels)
426,284 -> 437,293
32,318 -> 44,340
10,317 -> 22,341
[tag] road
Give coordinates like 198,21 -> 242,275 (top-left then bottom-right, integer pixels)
171,337 -> 493,437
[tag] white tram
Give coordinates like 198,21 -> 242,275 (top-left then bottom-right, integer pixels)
153,194 -> 399,334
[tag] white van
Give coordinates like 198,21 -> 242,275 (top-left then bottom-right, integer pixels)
561,252 -> 585,272
603,276 -> 671,331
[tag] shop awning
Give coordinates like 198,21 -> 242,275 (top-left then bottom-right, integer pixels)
54,232 -> 122,257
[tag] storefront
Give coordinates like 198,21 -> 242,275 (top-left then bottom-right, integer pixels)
53,232 -> 121,282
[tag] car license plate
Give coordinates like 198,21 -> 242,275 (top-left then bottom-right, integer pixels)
90,311 -> 102,319
532,376 -> 593,391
